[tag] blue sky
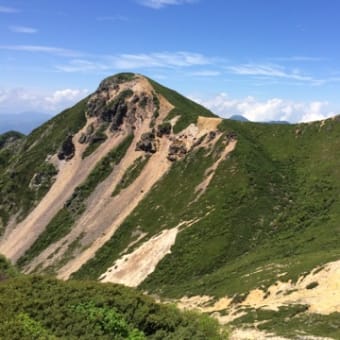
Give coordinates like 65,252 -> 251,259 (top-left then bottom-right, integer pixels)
1,0 -> 340,122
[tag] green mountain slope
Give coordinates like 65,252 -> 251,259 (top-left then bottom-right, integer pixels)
1,73 -> 340,338
0,99 -> 87,232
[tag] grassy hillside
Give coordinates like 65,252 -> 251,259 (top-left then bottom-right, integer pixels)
74,117 -> 340,301
148,77 -> 216,133
0,274 -> 227,339
139,119 -> 340,298
0,99 -> 88,232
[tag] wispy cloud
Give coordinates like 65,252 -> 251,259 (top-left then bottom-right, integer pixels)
113,52 -> 210,68
227,63 -> 313,82
269,56 -> 327,62
9,25 -> 38,34
137,0 -> 196,9
56,52 -> 212,72
227,63 -> 340,86
96,15 -> 128,22
0,45 -> 81,57
0,5 -> 19,13
190,70 -> 221,77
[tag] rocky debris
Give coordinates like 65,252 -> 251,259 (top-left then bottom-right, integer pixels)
89,132 -> 107,144
29,163 -> 58,190
29,172 -> 44,189
79,123 -> 108,145
226,131 -> 237,140
86,124 -> 94,135
167,139 -> 187,161
78,133 -> 88,144
139,93 -> 149,109
156,122 -> 172,137
87,90 -> 134,133
87,96 -> 107,118
57,135 -> 75,161
110,102 -> 128,131
131,95 -> 140,104
192,134 -> 206,148
207,131 -> 217,142
136,132 -> 157,153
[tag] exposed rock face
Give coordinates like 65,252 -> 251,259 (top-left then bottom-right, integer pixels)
57,135 -> 75,161
78,133 -> 88,144
207,131 -> 217,142
110,101 -> 129,131
167,139 -> 187,161
157,122 -> 172,137
136,132 -> 157,153
226,131 -> 237,140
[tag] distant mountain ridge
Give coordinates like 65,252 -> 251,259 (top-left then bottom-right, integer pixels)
228,114 -> 249,122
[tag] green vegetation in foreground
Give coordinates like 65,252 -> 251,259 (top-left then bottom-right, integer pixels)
0,98 -> 88,230
148,78 -> 216,133
0,275 -> 227,339
112,155 -> 150,196
231,305 -> 340,339
17,134 -> 134,268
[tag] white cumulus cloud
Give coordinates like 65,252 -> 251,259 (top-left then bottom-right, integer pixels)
0,88 -> 89,114
192,93 -> 336,123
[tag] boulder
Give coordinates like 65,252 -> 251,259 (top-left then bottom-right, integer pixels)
157,122 -> 172,137
167,140 -> 187,161
136,132 -> 157,153
78,133 -> 87,144
57,135 -> 75,161
227,131 -> 237,140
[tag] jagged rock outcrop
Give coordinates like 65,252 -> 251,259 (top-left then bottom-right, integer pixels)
167,139 -> 187,161
57,135 -> 75,160
157,122 -> 172,137
136,132 -> 158,153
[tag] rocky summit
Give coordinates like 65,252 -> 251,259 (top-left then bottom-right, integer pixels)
0,73 -> 340,339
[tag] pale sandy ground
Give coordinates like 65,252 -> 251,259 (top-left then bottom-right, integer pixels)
24,77 -> 172,273
230,329 -> 333,340
178,260 -> 340,317
230,328 -> 289,340
241,260 -> 340,315
0,116 -> 127,262
55,116 -> 222,279
99,219 -> 200,286
176,259 -> 340,339
100,226 -> 179,286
